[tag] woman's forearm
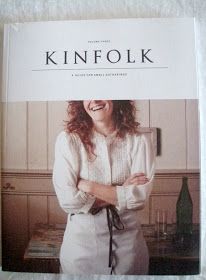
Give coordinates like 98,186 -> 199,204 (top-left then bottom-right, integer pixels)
77,172 -> 148,207
78,179 -> 118,206
89,182 -> 118,206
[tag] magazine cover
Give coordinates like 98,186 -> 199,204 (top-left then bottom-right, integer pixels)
1,18 -> 199,275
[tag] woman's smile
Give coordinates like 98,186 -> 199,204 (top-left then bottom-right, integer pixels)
83,100 -> 113,122
89,103 -> 106,112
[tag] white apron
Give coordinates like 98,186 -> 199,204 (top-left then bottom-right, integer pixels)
60,209 -> 149,275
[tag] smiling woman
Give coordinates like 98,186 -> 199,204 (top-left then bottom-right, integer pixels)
52,100 -> 155,275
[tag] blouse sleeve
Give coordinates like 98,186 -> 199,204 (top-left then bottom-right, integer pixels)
116,133 -> 155,211
52,131 -> 96,214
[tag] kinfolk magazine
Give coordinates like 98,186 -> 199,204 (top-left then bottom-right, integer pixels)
1,18 -> 200,275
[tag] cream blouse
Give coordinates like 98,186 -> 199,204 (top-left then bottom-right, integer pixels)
53,130 -> 155,215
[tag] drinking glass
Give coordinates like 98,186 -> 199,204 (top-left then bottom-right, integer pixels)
155,209 -> 168,239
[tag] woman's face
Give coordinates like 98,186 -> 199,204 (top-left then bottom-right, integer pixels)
83,100 -> 113,123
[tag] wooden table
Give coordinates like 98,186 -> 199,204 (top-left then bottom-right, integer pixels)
24,223 -> 199,274
24,224 -> 64,273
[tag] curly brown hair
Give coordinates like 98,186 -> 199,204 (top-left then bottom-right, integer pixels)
65,100 -> 140,156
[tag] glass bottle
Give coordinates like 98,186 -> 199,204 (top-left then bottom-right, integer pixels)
176,177 -> 193,237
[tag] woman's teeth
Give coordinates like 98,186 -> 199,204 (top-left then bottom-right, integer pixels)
90,105 -> 105,111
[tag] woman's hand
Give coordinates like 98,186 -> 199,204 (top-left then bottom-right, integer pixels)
123,173 -> 149,186
77,179 -> 94,193
78,179 -> 117,206
78,180 -> 109,208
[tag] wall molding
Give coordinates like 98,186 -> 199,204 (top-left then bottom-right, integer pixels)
1,169 -> 200,179
1,169 -> 200,196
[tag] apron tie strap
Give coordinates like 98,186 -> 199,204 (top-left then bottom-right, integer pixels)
91,204 -> 124,274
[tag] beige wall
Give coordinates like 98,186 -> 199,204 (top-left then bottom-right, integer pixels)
2,100 -> 199,171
